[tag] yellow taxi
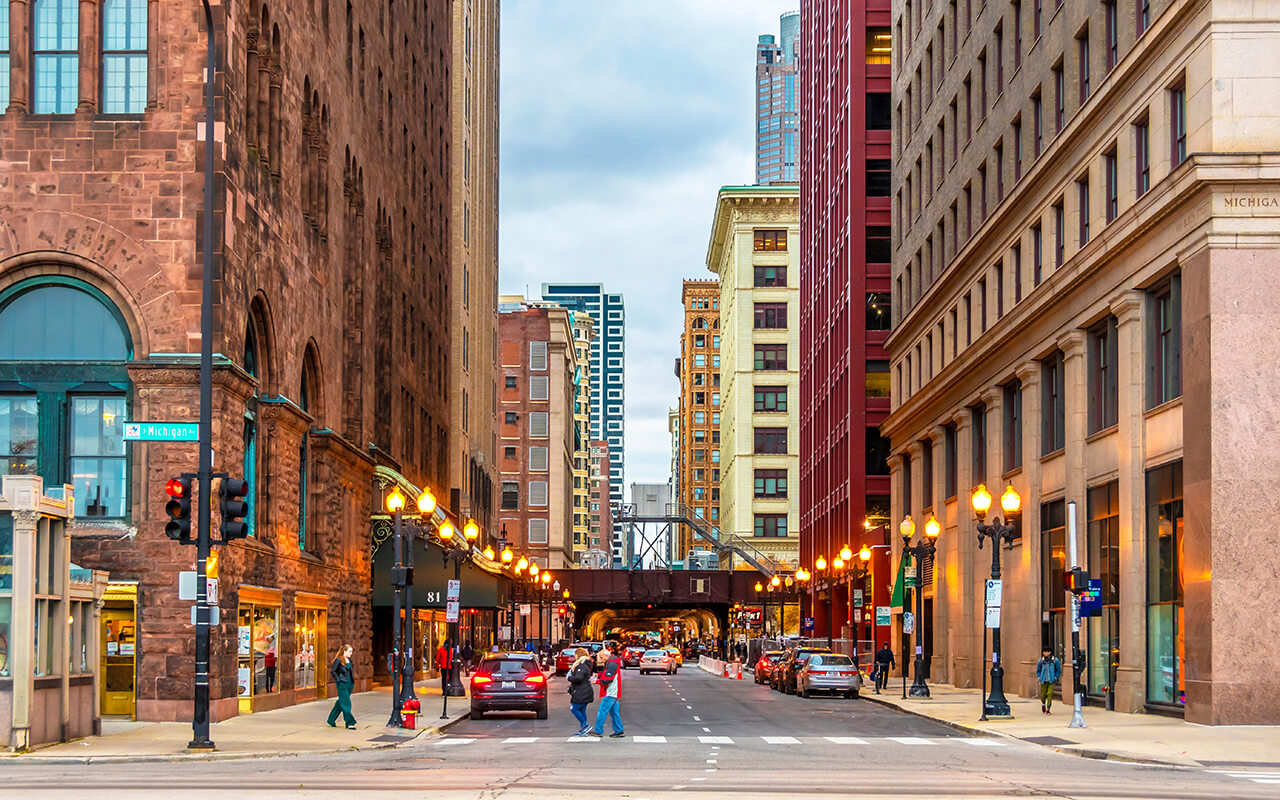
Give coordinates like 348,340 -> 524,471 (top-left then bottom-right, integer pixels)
663,646 -> 683,666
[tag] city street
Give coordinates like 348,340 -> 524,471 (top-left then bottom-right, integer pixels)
4,667 -> 1277,799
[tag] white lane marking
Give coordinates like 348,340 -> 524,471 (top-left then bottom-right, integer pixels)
702,727 -> 711,732
888,737 -> 938,745
693,716 -> 701,721
706,759 -> 717,764
762,736 -> 801,744
691,777 -> 706,781
705,768 -> 716,772
959,739 -> 1008,747
565,736 -> 600,743
434,738 -> 477,746
824,736 -> 868,745
502,737 -> 539,744
699,735 -> 734,744
633,735 -> 667,743
685,704 -> 693,709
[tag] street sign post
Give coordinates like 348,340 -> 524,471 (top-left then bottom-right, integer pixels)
853,589 -> 864,608
124,421 -> 200,442
985,579 -> 1003,608
446,579 -> 461,624
875,607 -> 890,626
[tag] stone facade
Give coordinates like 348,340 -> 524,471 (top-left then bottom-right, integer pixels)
0,0 -> 452,720
676,279 -> 721,559
885,0 -> 1280,723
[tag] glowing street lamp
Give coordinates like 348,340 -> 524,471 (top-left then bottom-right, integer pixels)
972,483 -> 1021,718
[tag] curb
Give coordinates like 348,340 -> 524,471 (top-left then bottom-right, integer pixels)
3,712 -> 471,765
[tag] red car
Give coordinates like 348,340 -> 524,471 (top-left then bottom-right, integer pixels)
554,648 -> 577,675
622,646 -> 647,668
753,650 -> 787,684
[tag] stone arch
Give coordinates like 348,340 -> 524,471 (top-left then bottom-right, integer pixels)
245,291 -> 278,394
300,338 -> 323,424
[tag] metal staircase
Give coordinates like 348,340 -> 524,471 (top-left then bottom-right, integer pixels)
613,502 -> 778,577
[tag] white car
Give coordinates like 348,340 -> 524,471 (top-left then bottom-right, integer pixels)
639,649 -> 677,675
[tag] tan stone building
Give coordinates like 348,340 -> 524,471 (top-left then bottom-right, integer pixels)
885,0 -> 1280,723
675,279 -> 722,559
570,312 -> 595,563
707,186 -> 801,571
449,0 -> 501,535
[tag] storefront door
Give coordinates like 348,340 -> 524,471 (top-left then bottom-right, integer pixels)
237,586 -> 283,713
100,584 -> 136,717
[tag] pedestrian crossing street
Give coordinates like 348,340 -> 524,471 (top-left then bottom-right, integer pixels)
433,734 -> 1011,748
1208,769 -> 1280,787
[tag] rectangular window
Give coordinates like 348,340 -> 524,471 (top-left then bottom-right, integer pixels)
1053,198 -> 1065,266
1041,499 -> 1067,659
70,396 -> 127,518
1012,2 -> 1022,69
1003,379 -> 1022,470
1087,481 -> 1121,697
753,303 -> 788,329
900,452 -> 912,516
529,446 -> 549,472
994,23 -> 1003,87
1012,119 -> 1022,180
528,518 -> 549,545
866,27 -> 892,64
1078,28 -> 1091,102
0,396 -> 38,476
867,92 -> 891,129
529,375 -> 549,401
754,514 -> 788,538
1033,0 -> 1042,39
504,411 -> 518,425
528,480 -> 548,507
1138,0 -> 1151,36
1012,244 -> 1023,303
866,226 -> 892,264
529,411 -> 549,438
866,360 -> 890,398
978,277 -> 987,332
1104,1 -> 1118,72
971,403 -> 987,485
753,344 -> 787,371
1148,273 -> 1182,408
1077,174 -> 1091,245
33,0 -> 79,114
1041,350 -> 1066,454
501,481 -> 519,510
753,229 -> 787,251
995,261 -> 1004,318
944,424 -> 958,498
529,341 -> 548,370
1135,116 -> 1151,196
1170,80 -> 1187,165
1053,61 -> 1065,131
753,427 -> 788,454
753,469 -> 788,499
1089,316 -> 1119,433
867,158 -> 892,196
754,386 -> 787,412
1145,460 -> 1184,706
102,0 -> 148,114
1032,90 -> 1043,156
920,439 -> 934,508
504,375 -> 518,389
753,265 -> 787,287
866,427 -> 891,475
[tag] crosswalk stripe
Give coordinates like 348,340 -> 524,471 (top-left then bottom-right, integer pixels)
434,738 -> 476,746
824,736 -> 867,745
888,736 -> 938,745
959,739 -> 1008,747
763,736 -> 801,744
699,735 -> 734,744
565,736 -> 599,743
502,737 -> 539,744
633,736 -> 667,743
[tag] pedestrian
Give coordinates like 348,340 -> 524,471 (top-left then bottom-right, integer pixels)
566,647 -> 595,736
874,642 -> 896,693
590,645 -> 625,738
594,644 -> 610,673
1036,646 -> 1063,714
437,639 -> 454,693
461,641 -> 475,676
326,644 -> 357,729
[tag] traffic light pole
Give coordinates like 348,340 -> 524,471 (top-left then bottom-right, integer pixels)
1066,501 -> 1087,729
189,0 -> 217,752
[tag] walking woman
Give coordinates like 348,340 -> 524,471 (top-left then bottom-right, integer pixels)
327,644 -> 357,729
566,647 -> 595,736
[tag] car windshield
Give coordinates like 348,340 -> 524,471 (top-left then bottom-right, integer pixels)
560,649 -> 576,657
644,650 -> 666,657
812,655 -> 853,666
764,651 -> 785,659
479,658 -> 537,675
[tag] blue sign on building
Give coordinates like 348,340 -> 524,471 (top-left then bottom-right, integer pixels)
1079,579 -> 1103,617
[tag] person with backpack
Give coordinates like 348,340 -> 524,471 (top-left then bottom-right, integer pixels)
566,647 -> 595,736
589,644 -> 625,738
1036,646 -> 1063,714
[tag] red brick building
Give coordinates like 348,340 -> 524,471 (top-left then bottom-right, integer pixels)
798,0 -> 895,653
0,0 -> 452,720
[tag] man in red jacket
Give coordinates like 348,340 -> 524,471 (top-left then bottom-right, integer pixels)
589,644 -> 625,738
436,639 -> 453,693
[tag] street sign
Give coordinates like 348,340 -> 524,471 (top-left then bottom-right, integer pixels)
903,611 -> 915,635
124,421 -> 199,442
904,564 -> 917,588
446,600 -> 460,623
853,589 -> 864,607
519,603 -> 532,616
802,616 -> 815,630
986,579 -> 1003,608
190,605 -> 221,625
1079,578 -> 1103,616
875,607 -> 891,626
985,607 -> 1002,628
178,572 -> 218,604
447,579 -> 461,599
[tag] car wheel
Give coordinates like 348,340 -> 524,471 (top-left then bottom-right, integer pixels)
800,686 -> 811,698
536,705 -> 548,720
847,690 -> 859,699
470,706 -> 484,720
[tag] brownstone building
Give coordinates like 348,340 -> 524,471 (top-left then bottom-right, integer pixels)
675,279 -> 721,560
0,0 -> 452,721
497,298 -> 578,569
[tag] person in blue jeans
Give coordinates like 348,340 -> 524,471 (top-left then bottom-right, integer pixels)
566,648 -> 595,735
590,645 -> 625,738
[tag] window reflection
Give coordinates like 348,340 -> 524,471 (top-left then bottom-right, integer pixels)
0,397 -> 38,475
71,396 -> 127,517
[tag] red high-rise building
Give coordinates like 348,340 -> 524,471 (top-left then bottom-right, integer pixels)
799,0 -> 894,655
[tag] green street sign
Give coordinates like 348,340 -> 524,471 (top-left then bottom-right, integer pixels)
123,421 -> 199,442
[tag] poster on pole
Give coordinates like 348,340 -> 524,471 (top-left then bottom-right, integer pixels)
446,600 -> 460,623
903,611 -> 915,635
985,579 -> 1003,608
985,607 -> 1002,628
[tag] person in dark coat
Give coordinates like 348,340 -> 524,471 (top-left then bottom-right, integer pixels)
326,644 -> 357,729
873,642 -> 896,693
566,647 -> 595,736
461,642 -> 475,676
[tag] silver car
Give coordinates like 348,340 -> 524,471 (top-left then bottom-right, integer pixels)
639,648 -> 677,674
797,653 -> 862,698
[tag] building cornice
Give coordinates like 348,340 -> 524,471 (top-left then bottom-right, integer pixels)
706,186 -> 800,276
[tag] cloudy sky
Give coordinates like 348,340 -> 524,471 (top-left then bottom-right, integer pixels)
499,0 -> 796,486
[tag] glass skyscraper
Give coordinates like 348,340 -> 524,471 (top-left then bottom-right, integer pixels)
755,11 -> 800,185
541,283 -> 626,565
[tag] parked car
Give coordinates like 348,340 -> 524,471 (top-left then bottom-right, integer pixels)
774,647 -> 833,695
554,648 -> 578,675
639,649 -> 678,675
797,653 -> 862,698
753,650 -> 787,684
470,652 -> 548,720
623,645 -> 647,668
662,646 -> 683,666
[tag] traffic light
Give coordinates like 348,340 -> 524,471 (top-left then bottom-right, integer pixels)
219,478 -> 250,540
557,605 -> 567,617
164,477 -> 192,541
1065,566 -> 1089,594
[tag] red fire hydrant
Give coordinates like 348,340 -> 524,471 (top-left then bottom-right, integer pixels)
401,697 -> 421,729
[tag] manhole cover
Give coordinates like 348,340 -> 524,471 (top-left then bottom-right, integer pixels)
1022,735 -> 1078,746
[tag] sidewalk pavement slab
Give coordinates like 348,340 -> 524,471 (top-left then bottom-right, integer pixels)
6,680 -> 472,763
859,683 -> 1280,768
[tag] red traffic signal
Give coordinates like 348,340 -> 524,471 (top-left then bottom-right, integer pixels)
219,477 -> 250,540
164,477 -> 192,541
165,478 -> 187,498
557,605 -> 567,617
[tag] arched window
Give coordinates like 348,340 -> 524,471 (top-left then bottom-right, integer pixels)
33,0 -> 79,114
297,347 -> 320,551
102,0 -> 148,114
242,321 -> 260,538
0,279 -> 132,518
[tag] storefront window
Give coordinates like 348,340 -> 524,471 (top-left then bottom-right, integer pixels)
1087,482 -> 1120,698
1146,461 -> 1184,707
0,597 -> 10,677
294,608 -> 323,690
1040,499 -> 1067,666
238,601 -> 280,701
0,514 -> 11,591
0,397 -> 38,475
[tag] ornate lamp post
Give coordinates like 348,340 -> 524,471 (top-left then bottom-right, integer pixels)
901,515 -> 940,698
972,483 -> 1021,718
383,485 -> 438,726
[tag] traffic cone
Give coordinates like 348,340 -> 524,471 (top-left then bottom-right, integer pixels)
736,663 -> 744,680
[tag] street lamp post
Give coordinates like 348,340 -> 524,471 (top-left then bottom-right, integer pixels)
440,519 -> 481,710
814,555 -> 829,646
971,483 -> 1021,719
383,486 -> 439,726
900,516 -> 940,698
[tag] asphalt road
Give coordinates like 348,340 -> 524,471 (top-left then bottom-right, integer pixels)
5,665 -> 1278,799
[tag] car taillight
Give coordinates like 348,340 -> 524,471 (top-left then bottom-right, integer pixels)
661,657 -> 670,663
472,674 -> 492,684
525,673 -> 546,684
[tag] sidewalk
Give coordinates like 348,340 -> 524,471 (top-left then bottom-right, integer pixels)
7,680 -> 470,763
860,683 -> 1280,767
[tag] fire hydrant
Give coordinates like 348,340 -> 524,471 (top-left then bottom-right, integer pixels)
401,697 -> 421,729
